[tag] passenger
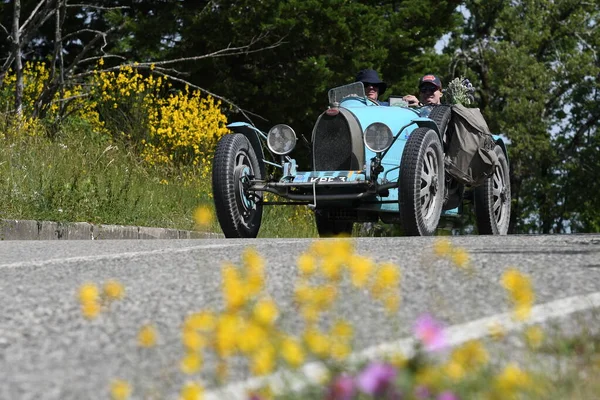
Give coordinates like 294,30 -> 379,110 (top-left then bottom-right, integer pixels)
355,69 -> 389,106
403,74 -> 443,107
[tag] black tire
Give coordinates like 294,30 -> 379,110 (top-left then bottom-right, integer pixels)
428,104 -> 452,148
314,210 -> 354,238
212,133 -> 263,238
399,127 -> 445,236
474,145 -> 511,235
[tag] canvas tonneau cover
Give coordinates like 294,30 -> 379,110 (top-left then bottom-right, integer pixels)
445,104 -> 498,187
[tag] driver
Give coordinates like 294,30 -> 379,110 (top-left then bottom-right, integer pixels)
355,69 -> 389,106
403,74 -> 443,107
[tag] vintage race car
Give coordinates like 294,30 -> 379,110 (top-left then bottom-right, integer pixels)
211,82 -> 510,238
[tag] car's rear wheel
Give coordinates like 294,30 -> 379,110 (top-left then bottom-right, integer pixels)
399,127 -> 445,236
212,133 -> 263,238
474,145 -> 511,234
314,210 -> 354,238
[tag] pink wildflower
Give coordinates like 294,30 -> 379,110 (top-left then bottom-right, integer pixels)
437,391 -> 459,400
325,374 -> 355,400
356,362 -> 397,396
414,313 -> 446,351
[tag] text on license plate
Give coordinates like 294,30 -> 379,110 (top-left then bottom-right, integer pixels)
307,176 -> 347,183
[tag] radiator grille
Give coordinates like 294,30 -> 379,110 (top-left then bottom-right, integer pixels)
312,114 -> 353,171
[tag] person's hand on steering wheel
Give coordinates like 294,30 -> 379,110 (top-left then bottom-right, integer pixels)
402,95 -> 422,107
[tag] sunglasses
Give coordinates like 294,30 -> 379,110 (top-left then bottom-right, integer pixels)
363,82 -> 379,89
420,86 -> 438,93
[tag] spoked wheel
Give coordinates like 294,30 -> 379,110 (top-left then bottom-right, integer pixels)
314,210 -> 354,238
399,127 -> 445,236
212,133 -> 263,238
474,145 -> 511,235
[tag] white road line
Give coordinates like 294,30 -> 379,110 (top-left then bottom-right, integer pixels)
0,240 -> 302,269
206,291 -> 600,400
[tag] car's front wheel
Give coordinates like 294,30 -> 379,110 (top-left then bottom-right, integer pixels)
399,127 -> 445,236
474,145 -> 511,234
212,133 -> 263,238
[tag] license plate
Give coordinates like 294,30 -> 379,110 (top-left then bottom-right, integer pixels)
307,176 -> 347,183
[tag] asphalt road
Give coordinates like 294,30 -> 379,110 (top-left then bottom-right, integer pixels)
1,235 -> 599,399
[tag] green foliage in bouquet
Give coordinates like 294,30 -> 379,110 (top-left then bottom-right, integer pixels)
444,77 -> 475,106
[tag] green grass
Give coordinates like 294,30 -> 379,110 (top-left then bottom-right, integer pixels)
0,119 -> 320,237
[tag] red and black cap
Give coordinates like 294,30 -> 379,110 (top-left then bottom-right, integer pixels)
419,74 -> 442,89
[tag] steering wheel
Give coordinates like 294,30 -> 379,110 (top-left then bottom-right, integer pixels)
366,97 -> 380,106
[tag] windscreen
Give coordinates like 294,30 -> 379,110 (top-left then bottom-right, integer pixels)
328,82 -> 365,105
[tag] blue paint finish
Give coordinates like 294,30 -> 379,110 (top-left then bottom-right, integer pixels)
442,207 -> 459,216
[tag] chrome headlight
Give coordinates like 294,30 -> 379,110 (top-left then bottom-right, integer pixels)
364,122 -> 393,153
267,124 -> 297,155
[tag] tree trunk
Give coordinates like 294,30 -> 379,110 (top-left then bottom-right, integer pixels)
12,0 -> 23,117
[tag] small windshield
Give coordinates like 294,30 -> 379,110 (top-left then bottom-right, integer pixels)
328,82 -> 365,105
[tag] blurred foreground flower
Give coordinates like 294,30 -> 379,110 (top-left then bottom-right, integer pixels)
414,313 -> 446,351
78,283 -> 101,319
138,324 -> 158,348
179,381 -> 204,400
356,362 -> 397,396
326,374 -> 355,400
194,206 -> 213,227
501,268 -> 534,321
110,379 -> 131,400
104,280 -> 125,300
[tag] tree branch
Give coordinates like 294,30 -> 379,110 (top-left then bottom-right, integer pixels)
66,4 -> 129,11
20,0 -> 54,34
130,34 -> 286,68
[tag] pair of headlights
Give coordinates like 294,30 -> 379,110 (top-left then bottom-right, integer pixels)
267,122 -> 394,156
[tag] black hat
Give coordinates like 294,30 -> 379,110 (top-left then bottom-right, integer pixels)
355,69 -> 387,95
419,74 -> 442,89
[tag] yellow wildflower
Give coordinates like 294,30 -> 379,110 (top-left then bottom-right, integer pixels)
321,256 -> 343,281
304,329 -> 330,358
331,319 -> 353,341
184,311 -> 216,332
253,298 -> 279,327
494,363 -> 532,394
348,256 -> 374,287
524,325 -> 544,349
237,321 -> 267,354
433,239 -> 452,257
449,340 -> 489,374
444,360 -> 465,381
110,379 -> 131,400
81,301 -> 101,319
180,352 -> 203,375
222,264 -> 248,311
243,247 -> 265,277
194,206 -> 213,227
215,314 -> 241,357
297,253 -> 317,276
179,381 -> 204,400
103,280 -> 125,300
451,247 -> 470,269
371,263 -> 400,297
251,345 -> 276,376
182,329 -> 206,352
79,283 -> 99,304
330,341 -> 351,361
138,324 -> 158,348
280,336 -> 305,368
